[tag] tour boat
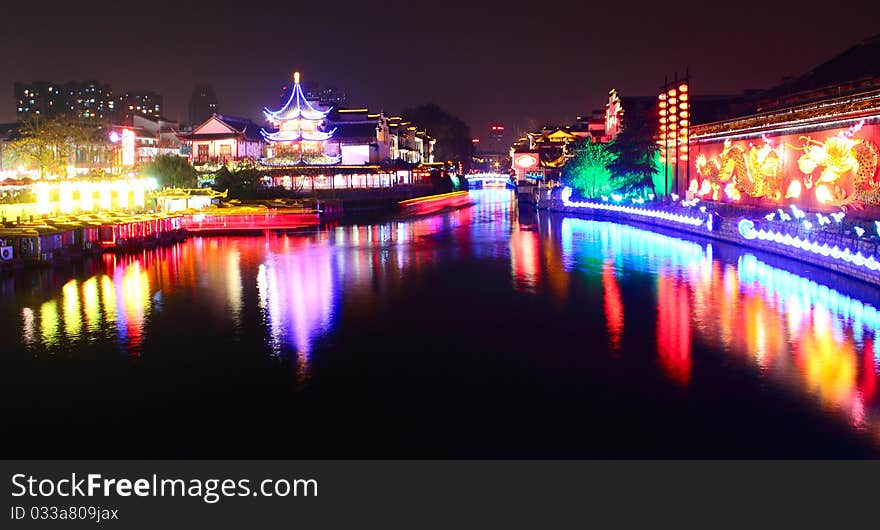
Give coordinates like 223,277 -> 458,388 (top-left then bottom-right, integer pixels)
398,191 -> 472,216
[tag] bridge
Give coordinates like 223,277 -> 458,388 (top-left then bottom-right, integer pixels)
465,173 -> 516,189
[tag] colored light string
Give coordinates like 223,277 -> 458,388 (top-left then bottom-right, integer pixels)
738,219 -> 880,272
561,187 -> 711,230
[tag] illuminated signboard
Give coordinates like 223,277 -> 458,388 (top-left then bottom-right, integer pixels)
514,154 -> 538,169
121,128 -> 136,166
605,90 -> 622,139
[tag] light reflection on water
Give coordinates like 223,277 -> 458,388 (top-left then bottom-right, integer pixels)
257,239 -> 336,381
559,217 -> 880,440
19,259 -> 152,354
3,189 -> 880,450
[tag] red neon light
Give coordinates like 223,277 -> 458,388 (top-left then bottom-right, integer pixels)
602,260 -> 623,352
180,212 -> 321,232
657,274 -> 692,385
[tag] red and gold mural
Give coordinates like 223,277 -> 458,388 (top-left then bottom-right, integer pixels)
689,120 -> 880,209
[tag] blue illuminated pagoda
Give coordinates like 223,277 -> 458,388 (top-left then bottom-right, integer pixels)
261,72 -> 341,165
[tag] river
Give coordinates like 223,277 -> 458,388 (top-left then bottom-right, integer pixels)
2,188 -> 880,457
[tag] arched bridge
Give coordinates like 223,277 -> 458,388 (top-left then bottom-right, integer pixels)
465,173 -> 516,188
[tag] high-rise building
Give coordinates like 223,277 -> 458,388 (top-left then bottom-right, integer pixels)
64,81 -> 114,120
14,81 -> 63,118
298,80 -> 346,107
189,84 -> 218,127
489,124 -> 505,142
115,90 -> 163,124
15,80 -> 113,120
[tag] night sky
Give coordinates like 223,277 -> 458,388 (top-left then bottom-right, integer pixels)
3,0 -> 879,141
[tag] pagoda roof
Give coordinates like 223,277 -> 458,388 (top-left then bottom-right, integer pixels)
263,72 -> 332,122
528,129 -> 576,143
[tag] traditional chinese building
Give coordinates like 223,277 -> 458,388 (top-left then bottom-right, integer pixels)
261,72 -> 339,166
510,128 -> 578,182
177,114 -> 265,165
330,108 -> 392,164
255,73 -> 437,190
178,72 -> 439,191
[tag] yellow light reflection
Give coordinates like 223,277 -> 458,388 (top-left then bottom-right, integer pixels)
101,274 -> 117,323
82,276 -> 101,332
120,261 -> 151,349
40,299 -> 59,347
62,279 -> 82,339
799,308 -> 857,409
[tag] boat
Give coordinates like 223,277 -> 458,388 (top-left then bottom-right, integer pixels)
398,191 -> 472,216
0,227 -> 41,270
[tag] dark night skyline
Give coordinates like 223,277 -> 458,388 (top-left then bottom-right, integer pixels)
3,0 -> 879,140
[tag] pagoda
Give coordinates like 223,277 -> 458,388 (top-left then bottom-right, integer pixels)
260,72 -> 341,165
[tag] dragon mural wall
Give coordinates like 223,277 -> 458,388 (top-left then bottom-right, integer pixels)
690,120 -> 880,209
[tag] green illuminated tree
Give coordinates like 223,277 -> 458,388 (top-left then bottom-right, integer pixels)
141,154 -> 198,188
563,142 -> 614,198
606,111 -> 659,197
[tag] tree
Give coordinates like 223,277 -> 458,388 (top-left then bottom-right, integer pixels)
141,154 -> 199,188
5,115 -> 111,178
563,142 -> 614,198
606,110 -> 659,197
401,104 -> 474,169
211,158 -> 264,199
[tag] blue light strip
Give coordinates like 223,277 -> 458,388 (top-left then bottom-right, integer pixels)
561,187 -> 711,230
738,219 -> 880,272
737,253 -> 880,331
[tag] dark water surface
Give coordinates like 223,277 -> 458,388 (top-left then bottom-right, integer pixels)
3,189 -> 880,457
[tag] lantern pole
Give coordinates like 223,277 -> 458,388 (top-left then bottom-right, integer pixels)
685,67 -> 690,197
664,76 -> 668,197
673,72 -> 679,197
